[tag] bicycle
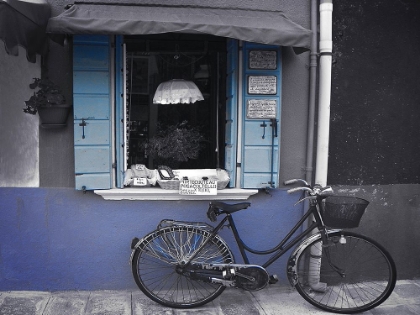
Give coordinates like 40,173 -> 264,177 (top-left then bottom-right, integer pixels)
130,179 -> 396,314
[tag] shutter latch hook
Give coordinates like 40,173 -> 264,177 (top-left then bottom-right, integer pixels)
79,119 -> 87,139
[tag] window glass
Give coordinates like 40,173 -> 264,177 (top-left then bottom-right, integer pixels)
124,35 -> 227,170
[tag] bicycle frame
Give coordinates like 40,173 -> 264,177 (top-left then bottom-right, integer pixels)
185,197 -> 327,269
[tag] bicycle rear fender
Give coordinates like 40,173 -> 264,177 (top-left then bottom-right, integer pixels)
287,230 -> 341,287
129,220 -> 213,265
129,225 -> 230,267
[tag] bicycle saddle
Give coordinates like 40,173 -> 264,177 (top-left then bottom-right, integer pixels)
207,201 -> 251,221
210,201 -> 250,213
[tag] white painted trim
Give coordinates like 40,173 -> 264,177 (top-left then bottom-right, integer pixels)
110,36 -> 116,188
236,41 -> 243,188
94,188 -> 258,200
123,44 -> 128,172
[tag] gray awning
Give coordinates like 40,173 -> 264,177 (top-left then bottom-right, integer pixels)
0,0 -> 51,62
47,3 -> 312,49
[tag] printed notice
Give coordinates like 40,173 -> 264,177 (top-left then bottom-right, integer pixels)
179,180 -> 217,195
249,50 -> 277,69
246,99 -> 277,119
248,76 -> 277,95
133,178 -> 148,186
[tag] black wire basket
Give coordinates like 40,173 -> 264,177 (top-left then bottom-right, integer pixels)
321,196 -> 369,228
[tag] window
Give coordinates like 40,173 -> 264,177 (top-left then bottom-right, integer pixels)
123,35 -> 227,171
72,35 -> 281,197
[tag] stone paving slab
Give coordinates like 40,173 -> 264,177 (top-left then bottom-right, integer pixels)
86,291 -> 131,315
42,292 -> 87,315
0,291 -> 50,315
0,280 -> 419,315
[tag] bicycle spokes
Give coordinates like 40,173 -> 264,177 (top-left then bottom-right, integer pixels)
294,232 -> 396,313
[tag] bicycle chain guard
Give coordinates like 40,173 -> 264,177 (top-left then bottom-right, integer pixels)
188,263 -> 270,291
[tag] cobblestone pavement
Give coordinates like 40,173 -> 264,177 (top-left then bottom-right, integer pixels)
0,280 -> 419,315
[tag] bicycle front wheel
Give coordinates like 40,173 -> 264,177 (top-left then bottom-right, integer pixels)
294,231 -> 396,314
131,226 -> 234,308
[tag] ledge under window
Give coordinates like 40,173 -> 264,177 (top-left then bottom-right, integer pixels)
94,187 -> 258,200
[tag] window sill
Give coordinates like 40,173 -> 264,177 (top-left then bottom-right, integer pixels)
94,187 -> 258,201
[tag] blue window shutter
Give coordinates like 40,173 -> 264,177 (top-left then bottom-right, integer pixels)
73,35 -> 112,190
225,39 -> 238,187
241,42 -> 281,188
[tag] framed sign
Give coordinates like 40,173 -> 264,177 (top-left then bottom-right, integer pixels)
246,99 -> 277,119
248,75 -> 277,95
249,50 -> 277,70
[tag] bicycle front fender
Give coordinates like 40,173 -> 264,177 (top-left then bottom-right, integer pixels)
286,229 -> 341,287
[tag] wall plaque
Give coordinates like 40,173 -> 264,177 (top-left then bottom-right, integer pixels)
249,50 -> 277,70
248,76 -> 277,95
246,99 -> 277,119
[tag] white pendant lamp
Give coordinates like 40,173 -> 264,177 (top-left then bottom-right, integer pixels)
153,79 -> 204,105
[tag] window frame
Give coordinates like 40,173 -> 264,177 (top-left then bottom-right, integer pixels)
72,35 -> 281,199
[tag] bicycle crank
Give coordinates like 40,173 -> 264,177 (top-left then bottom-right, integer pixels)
234,266 -> 270,290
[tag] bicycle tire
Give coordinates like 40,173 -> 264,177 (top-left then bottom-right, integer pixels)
131,225 -> 234,308
293,231 -> 396,314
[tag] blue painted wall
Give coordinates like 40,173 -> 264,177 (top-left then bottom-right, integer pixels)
0,188 -> 303,290
1,184 -> 419,290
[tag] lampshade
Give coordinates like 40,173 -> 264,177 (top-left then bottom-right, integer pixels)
153,79 -> 204,104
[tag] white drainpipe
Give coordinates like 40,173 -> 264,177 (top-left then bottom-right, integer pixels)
309,0 -> 333,293
315,0 -> 333,187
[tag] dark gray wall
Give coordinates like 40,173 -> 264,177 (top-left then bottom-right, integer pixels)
335,184 -> 420,279
329,0 -> 420,280
329,0 -> 420,185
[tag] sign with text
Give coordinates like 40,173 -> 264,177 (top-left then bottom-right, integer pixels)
133,177 -> 148,186
248,76 -> 277,95
249,50 -> 277,69
246,99 -> 277,119
179,180 -> 218,195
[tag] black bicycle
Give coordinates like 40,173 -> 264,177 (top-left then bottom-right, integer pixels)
130,179 -> 396,314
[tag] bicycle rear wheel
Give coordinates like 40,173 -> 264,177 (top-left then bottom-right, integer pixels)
294,231 -> 396,314
131,226 -> 234,308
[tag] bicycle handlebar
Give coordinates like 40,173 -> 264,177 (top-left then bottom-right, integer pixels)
286,186 -> 313,194
284,179 -> 334,197
284,179 -> 309,186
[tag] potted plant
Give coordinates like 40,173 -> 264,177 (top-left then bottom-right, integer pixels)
23,78 -> 71,127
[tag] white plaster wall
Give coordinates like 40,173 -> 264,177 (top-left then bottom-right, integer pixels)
0,46 -> 40,187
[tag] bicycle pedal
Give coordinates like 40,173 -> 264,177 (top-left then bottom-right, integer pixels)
269,274 -> 278,284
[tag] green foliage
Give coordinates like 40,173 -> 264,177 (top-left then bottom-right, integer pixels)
23,78 -> 66,115
144,121 -> 206,164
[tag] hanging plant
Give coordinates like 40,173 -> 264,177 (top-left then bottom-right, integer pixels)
23,78 -> 66,115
